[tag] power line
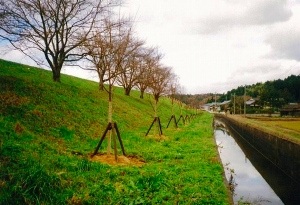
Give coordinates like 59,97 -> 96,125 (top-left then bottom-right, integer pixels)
280,61 -> 299,78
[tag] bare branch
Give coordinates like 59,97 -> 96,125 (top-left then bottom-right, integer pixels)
0,0 -> 121,82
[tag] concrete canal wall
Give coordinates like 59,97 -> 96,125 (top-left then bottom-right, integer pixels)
215,114 -> 300,184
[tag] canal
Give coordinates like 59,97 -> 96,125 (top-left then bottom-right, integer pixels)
214,119 -> 300,205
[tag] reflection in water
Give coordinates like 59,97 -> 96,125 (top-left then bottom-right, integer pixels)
228,172 -> 237,196
215,126 -> 284,205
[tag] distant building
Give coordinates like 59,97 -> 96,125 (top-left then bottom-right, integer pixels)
201,100 -> 231,113
280,103 -> 300,117
219,100 -> 231,112
206,102 -> 220,112
201,104 -> 211,111
245,98 -> 260,108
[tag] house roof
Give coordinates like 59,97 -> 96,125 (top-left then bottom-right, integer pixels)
246,98 -> 256,105
219,100 -> 231,105
281,103 -> 300,111
204,100 -> 231,107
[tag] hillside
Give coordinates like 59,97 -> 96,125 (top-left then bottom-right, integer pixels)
0,59 -> 230,204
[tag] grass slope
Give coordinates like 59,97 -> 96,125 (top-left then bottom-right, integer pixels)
228,115 -> 300,144
0,59 -> 230,204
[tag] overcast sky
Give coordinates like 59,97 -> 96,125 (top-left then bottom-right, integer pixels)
1,0 -> 300,94
120,0 -> 300,94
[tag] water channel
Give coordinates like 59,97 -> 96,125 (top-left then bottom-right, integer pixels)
214,119 -> 300,205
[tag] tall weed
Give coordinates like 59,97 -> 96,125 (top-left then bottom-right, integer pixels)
0,159 -> 63,204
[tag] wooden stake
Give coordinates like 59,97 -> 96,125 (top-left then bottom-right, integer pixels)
145,117 -> 163,136
92,122 -> 126,159
166,115 -> 178,128
177,115 -> 185,125
115,123 -> 126,155
92,123 -> 111,157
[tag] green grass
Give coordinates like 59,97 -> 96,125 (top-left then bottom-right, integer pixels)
0,59 -> 230,204
230,115 -> 300,144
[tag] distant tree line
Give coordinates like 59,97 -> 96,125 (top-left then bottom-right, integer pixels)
220,74 -> 300,105
174,93 -> 212,109
175,75 -> 300,113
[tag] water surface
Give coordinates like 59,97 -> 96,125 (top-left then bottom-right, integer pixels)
214,120 -> 288,204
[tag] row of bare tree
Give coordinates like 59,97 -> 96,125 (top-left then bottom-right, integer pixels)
0,0 -> 184,157
0,0 -> 182,118
81,18 -> 178,98
0,0 -> 180,102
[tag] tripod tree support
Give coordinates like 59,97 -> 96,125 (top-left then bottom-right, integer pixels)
166,115 -> 178,128
185,115 -> 190,123
145,117 -> 163,136
177,115 -> 185,125
92,122 -> 126,161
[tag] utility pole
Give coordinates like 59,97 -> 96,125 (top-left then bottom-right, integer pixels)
234,93 -> 236,115
244,85 -> 246,116
215,92 -> 217,112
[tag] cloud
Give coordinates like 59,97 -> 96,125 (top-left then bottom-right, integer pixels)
194,60 -> 300,94
0,46 -> 36,66
245,0 -> 292,25
267,30 -> 300,61
197,0 -> 292,34
265,9 -> 300,61
230,62 -> 283,83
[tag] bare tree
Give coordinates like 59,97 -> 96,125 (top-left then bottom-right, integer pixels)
235,95 -> 246,114
89,18 -> 132,158
149,66 -> 172,114
166,73 -> 180,128
135,47 -> 162,99
176,85 -> 186,125
83,29 -> 109,91
0,0 -> 119,82
116,38 -> 145,96
169,74 -> 180,114
81,19 -> 125,91
145,65 -> 172,136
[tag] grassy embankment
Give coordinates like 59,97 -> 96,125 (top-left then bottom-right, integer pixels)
227,115 -> 300,144
0,59 -> 230,204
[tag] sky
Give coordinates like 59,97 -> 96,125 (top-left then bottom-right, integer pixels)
120,0 -> 300,94
1,0 -> 300,94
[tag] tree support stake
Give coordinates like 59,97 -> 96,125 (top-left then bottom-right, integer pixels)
145,117 -> 163,136
166,115 -> 178,128
92,122 -> 126,161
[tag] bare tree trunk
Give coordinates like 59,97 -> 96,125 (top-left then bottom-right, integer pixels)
180,105 -> 183,115
140,89 -> 145,99
99,83 -> 104,91
107,85 -> 113,154
125,87 -> 131,96
52,69 -> 61,82
154,99 -> 158,117
154,99 -> 158,135
171,98 -> 174,116
98,71 -> 105,91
